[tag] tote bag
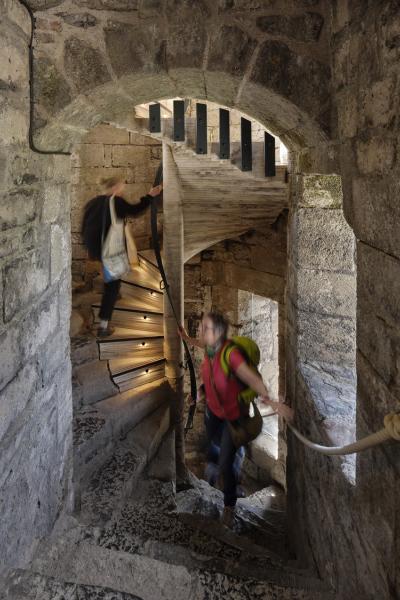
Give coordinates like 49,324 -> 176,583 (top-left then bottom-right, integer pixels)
101,195 -> 130,282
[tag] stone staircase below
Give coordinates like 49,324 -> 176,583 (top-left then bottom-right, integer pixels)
1,256 -> 335,599
1,459 -> 335,600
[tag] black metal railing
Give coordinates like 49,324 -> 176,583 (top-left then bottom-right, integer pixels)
150,162 -> 198,435
148,101 -> 278,177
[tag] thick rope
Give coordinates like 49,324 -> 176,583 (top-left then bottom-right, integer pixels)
287,412 -> 400,455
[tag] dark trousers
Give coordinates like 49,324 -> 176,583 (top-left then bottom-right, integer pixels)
205,407 -> 237,507
99,279 -> 121,321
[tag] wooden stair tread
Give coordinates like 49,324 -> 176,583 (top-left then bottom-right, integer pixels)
109,355 -> 165,376
98,330 -> 164,342
92,303 -> 163,316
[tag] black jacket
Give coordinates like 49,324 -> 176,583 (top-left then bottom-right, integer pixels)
82,194 -> 152,260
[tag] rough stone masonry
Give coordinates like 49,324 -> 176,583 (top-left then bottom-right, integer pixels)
0,1 -> 399,598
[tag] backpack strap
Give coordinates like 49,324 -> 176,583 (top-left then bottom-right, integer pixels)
220,341 -> 245,378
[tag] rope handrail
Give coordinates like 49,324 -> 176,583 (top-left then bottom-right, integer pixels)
287,412 -> 400,455
149,161 -> 197,436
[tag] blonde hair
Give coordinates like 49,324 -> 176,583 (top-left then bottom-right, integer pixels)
100,175 -> 124,190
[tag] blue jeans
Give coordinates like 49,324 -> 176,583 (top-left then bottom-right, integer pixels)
205,407 -> 244,507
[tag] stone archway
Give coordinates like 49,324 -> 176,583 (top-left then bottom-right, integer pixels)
27,0 -> 331,154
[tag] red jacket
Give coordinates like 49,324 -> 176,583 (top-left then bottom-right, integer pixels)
201,341 -> 246,421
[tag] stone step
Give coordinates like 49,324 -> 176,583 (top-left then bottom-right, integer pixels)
74,379 -> 170,488
0,569 -> 143,600
78,402 -> 171,526
73,359 -> 118,408
30,517 -> 333,600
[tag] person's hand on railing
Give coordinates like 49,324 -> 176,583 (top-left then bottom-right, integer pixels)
149,184 -> 163,197
261,396 -> 294,422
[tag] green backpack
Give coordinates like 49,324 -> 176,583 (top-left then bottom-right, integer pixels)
220,336 -> 261,406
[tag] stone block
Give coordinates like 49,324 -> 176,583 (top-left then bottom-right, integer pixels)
105,21 -> 165,77
77,0 -> 138,9
84,124 -> 130,145
360,77 -> 396,128
134,161 -> 158,183
112,145 -> 149,167
43,183 -> 69,224
129,132 -> 160,146
51,224 -> 70,283
57,12 -> 98,28
0,383 -> 64,571
293,269 -> 356,318
3,0 -> 31,37
20,296 -> 59,360
292,208 -> 356,273
298,174 -> 343,209
251,40 -> 330,126
39,330 -> 69,386
0,103 -> 28,146
3,251 -> 49,322
256,12 -> 324,43
357,241 -> 400,329
350,175 -> 400,258
0,225 -> 36,260
208,25 -> 256,77
250,245 -> 286,277
64,37 -> 111,93
72,143 -> 105,168
336,87 -> 358,139
0,30 -> 29,89
0,325 -> 20,391
356,136 -> 395,174
33,57 -> 72,116
224,263 -> 284,302
166,0 -> 209,69
0,363 -> 37,442
297,309 -> 355,366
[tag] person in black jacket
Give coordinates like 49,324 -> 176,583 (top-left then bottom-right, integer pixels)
82,175 -> 162,337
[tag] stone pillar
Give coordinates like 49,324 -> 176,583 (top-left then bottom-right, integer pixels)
162,142 -> 186,481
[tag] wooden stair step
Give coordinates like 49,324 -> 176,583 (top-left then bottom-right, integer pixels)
92,305 -> 164,334
99,330 -> 164,360
119,281 -> 163,311
112,359 -> 166,392
109,354 -> 165,376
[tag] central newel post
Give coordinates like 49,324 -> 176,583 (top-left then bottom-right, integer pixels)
161,141 -> 187,484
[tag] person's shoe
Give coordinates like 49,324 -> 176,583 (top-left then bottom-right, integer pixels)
236,484 -> 246,498
204,462 -> 219,487
96,326 -> 115,338
221,506 -> 235,528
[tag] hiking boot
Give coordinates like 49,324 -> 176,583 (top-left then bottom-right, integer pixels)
221,506 -> 235,528
97,326 -> 115,338
204,462 -> 219,487
236,484 -> 246,498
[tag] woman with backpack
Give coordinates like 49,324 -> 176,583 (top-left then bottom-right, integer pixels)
82,176 -> 162,337
179,311 -> 293,527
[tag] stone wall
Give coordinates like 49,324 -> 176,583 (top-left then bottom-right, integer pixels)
70,124 -> 161,280
26,0 -> 331,152
238,291 -> 279,399
4,0 -> 399,596
286,3 -> 400,597
0,0 -> 72,574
